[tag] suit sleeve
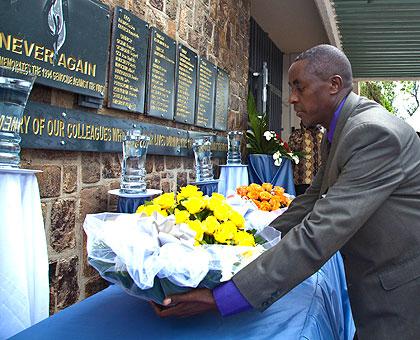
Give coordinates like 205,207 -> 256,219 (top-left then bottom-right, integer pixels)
233,123 -> 404,311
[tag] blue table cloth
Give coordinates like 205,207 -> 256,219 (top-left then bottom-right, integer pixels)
191,180 -> 219,196
12,253 -> 355,340
217,165 -> 249,197
248,154 -> 296,196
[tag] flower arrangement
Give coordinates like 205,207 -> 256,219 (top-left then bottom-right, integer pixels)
136,185 -> 256,246
246,93 -> 304,165
236,183 -> 292,212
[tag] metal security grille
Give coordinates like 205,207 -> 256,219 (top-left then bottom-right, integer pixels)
249,17 -> 283,132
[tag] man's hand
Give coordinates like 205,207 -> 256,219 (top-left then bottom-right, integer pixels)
150,288 -> 217,318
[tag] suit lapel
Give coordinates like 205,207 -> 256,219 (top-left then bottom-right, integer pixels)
319,92 -> 360,195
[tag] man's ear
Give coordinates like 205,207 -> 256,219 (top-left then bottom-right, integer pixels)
329,75 -> 343,94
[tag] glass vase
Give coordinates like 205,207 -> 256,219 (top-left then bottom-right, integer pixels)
227,130 -> 243,164
0,67 -> 36,168
120,130 -> 150,194
192,136 -> 214,182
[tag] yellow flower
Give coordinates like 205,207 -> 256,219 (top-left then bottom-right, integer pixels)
207,194 -> 225,211
187,219 -> 204,241
229,210 -> 245,229
181,196 -> 206,214
214,220 -> 236,244
234,231 -> 255,246
177,185 -> 203,201
136,204 -> 167,217
211,192 -> 225,201
202,215 -> 220,235
213,202 -> 232,221
174,208 -> 190,224
152,192 -> 175,210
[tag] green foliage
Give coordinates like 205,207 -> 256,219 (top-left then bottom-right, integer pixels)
245,93 -> 277,154
359,81 -> 396,114
360,80 -> 419,117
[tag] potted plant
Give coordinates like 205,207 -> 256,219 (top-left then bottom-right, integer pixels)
246,93 -> 303,194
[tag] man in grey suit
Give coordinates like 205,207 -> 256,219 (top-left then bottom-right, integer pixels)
152,45 -> 420,339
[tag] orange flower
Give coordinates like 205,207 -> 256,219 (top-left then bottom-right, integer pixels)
248,183 -> 263,193
259,191 -> 272,201
247,190 -> 260,200
273,186 -> 285,196
260,201 -> 272,211
252,199 -> 262,208
236,186 -> 248,196
269,197 -> 281,211
261,183 -> 273,192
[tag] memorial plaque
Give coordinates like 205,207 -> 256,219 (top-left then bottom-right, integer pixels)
195,57 -> 217,128
146,28 -> 176,120
213,68 -> 229,131
174,44 -> 197,125
0,0 -> 110,99
20,102 -> 191,156
108,7 -> 149,113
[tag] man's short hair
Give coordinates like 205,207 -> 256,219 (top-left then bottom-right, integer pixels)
295,44 -> 353,88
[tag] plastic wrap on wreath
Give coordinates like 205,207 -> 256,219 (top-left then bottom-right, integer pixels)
83,212 -> 281,304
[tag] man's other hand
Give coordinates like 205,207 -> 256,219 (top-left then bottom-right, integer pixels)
149,288 -> 217,318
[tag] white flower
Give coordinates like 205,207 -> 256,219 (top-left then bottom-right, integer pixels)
264,131 -> 275,141
292,155 -> 299,165
273,151 -> 281,160
274,157 -> 283,166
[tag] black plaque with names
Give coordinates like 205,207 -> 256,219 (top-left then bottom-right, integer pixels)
213,68 -> 229,131
108,7 -> 149,113
174,44 -> 197,125
195,57 -> 217,129
146,28 -> 176,120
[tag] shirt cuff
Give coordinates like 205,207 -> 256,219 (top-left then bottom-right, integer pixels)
213,280 -> 252,317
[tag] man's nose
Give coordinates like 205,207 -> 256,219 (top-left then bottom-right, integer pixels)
289,91 -> 297,104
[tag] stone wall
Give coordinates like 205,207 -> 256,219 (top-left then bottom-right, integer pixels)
22,0 -> 250,314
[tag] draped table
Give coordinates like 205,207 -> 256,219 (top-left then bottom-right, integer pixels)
0,169 -> 49,339
248,154 -> 296,196
11,253 -> 355,340
217,164 -> 249,197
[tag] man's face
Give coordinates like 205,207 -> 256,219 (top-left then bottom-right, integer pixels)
288,60 -> 334,129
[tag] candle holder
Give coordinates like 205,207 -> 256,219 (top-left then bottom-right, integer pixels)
227,130 -> 243,164
120,130 -> 150,194
192,136 -> 214,182
0,67 -> 36,168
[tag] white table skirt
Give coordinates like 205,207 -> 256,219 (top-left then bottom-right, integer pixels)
0,171 -> 49,339
217,165 -> 249,197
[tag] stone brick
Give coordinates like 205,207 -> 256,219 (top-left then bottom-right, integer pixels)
132,0 -> 147,17
146,155 -> 154,173
29,84 -> 52,104
79,186 -> 108,223
49,256 -> 79,312
63,165 -> 77,193
150,0 -> 163,11
36,165 -> 61,198
203,19 -> 213,39
168,19 -> 176,39
147,7 -> 166,31
102,153 -> 121,179
184,156 -> 195,170
188,29 -> 199,50
146,173 -> 161,189
231,95 -> 240,111
161,180 -> 171,193
82,230 -> 98,277
81,152 -> 100,183
155,156 -> 165,171
165,156 -> 182,170
51,89 -> 74,108
176,171 -> 188,189
84,277 -> 109,298
210,0 -> 217,19
165,0 -> 177,20
41,202 -> 48,227
50,199 -> 76,252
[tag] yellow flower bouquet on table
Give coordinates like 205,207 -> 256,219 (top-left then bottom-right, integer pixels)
84,185 -> 280,304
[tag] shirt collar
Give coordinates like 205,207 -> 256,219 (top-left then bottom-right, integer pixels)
326,96 -> 347,143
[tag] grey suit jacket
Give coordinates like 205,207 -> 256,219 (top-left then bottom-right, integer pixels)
233,92 -> 420,339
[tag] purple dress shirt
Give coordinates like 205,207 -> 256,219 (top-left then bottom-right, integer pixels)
213,96 -> 349,317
